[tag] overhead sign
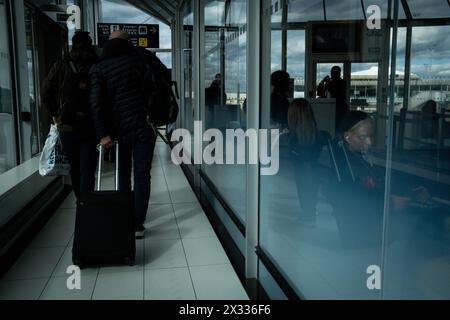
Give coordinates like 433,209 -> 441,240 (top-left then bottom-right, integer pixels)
97,23 -> 159,48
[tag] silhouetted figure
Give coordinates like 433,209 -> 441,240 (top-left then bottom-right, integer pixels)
90,30 -> 162,239
41,31 -> 98,198
317,66 -> 348,132
288,98 -> 328,227
205,73 -> 226,107
271,70 -> 290,129
421,100 -> 438,139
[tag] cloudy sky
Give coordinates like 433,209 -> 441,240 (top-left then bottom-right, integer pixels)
100,0 -> 450,91
100,0 -> 172,67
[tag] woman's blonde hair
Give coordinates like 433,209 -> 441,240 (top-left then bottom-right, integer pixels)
288,98 -> 317,146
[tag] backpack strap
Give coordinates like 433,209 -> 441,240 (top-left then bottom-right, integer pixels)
64,59 -> 80,75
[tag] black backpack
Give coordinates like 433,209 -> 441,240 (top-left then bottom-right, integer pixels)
59,60 -> 91,125
136,49 -> 179,127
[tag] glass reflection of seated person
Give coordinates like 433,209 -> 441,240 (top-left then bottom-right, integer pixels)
421,100 -> 438,140
205,73 -> 227,107
287,98 -> 329,228
317,66 -> 348,132
205,73 -> 227,128
271,70 -> 290,130
326,111 -> 433,248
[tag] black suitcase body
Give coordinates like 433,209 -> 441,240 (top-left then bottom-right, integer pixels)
72,144 -> 135,268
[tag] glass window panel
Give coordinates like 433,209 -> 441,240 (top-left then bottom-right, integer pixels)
271,31 -> 282,72
384,24 -> 450,299
407,0 -> 450,19
205,0 -> 225,26
260,2 -> 395,299
24,6 -> 40,157
324,0 -> 365,20
271,0 -> 283,23
288,0 -> 324,23
155,52 -> 172,69
100,0 -> 171,49
202,0 -> 247,222
182,2 -> 194,155
287,30 -> 305,98
362,0 -> 389,19
0,1 -> 17,175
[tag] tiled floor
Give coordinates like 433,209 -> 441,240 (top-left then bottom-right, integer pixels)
0,141 -> 248,300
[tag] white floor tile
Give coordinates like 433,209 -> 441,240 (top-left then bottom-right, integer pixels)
52,246 -> 98,278
162,164 -> 184,176
182,237 -> 229,267
146,204 -> 176,222
40,274 -> 97,300
173,204 -> 216,239
168,187 -> 198,204
149,182 -> 172,204
99,241 -> 145,274
145,217 -> 180,241
190,264 -> 248,300
144,268 -> 196,300
2,143 -> 249,301
30,213 -> 75,248
92,271 -> 143,300
4,246 -> 65,281
144,239 -> 187,270
0,278 -> 48,300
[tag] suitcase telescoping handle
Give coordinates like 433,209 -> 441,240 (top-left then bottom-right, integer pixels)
97,142 -> 119,191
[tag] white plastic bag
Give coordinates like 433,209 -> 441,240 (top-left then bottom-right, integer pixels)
39,124 -> 70,176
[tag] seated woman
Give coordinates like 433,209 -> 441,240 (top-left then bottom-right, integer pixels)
287,98 -> 329,227
325,111 -> 431,248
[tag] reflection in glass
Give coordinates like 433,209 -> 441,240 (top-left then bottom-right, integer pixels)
324,0 -> 365,21
288,0 -> 324,23
25,6 -> 40,157
260,0 -> 450,299
202,0 -> 247,222
100,0 -> 172,48
407,0 -> 450,19
0,1 -> 16,175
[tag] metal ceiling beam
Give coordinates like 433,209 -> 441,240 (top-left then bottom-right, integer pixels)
400,0 -> 413,20
125,0 -> 172,25
151,0 -> 176,19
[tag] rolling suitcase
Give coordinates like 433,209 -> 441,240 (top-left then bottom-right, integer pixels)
72,143 -> 135,268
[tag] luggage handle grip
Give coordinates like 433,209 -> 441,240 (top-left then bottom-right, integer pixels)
97,142 -> 119,191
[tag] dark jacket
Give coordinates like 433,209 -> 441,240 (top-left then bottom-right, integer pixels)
288,130 -> 329,163
325,139 -> 385,247
41,52 -> 97,134
271,92 -> 289,128
90,38 -> 161,140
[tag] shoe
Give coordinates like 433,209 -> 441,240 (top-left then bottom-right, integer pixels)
135,225 -> 146,239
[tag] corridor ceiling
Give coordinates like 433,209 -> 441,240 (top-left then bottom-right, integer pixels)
125,0 -> 182,25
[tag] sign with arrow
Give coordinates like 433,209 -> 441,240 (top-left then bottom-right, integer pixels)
97,23 -> 159,48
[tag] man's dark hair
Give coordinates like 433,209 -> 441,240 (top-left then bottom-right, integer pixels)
271,70 -> 290,93
70,31 -> 96,63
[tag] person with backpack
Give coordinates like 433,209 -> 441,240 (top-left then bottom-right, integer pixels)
41,31 -> 98,198
90,30 -> 176,239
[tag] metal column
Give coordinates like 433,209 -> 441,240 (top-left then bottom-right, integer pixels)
245,0 -> 264,299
